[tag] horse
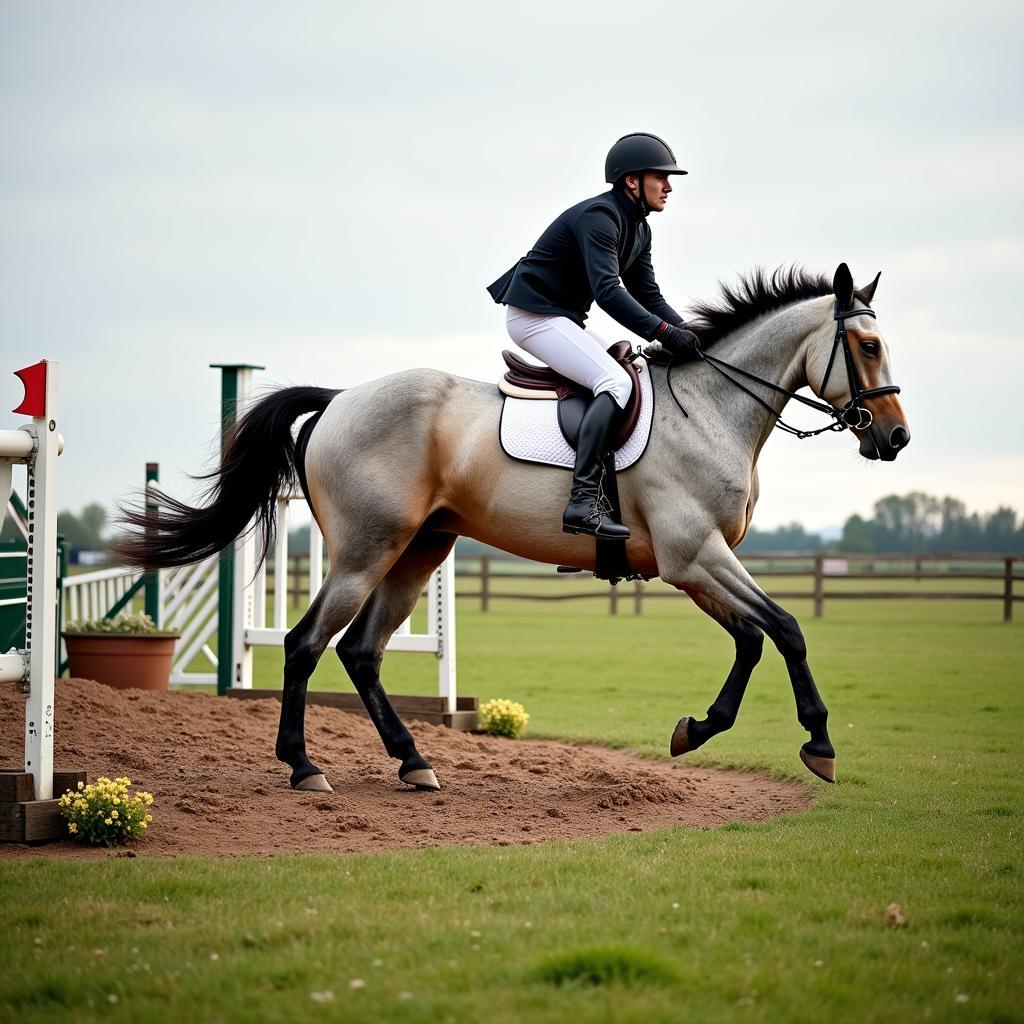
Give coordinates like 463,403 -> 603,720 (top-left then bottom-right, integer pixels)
117,262 -> 909,793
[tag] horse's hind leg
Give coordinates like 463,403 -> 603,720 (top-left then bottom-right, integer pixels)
336,530 -> 457,791
277,567 -> 382,792
670,593 -> 764,757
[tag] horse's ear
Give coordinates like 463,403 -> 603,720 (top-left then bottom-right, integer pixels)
855,270 -> 881,306
833,263 -> 854,310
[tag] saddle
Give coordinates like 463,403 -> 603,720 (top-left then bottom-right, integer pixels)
498,340 -> 643,451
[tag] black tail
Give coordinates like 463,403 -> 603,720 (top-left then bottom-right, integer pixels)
114,386 -> 340,571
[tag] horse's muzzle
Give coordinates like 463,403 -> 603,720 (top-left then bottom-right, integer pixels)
859,422 -> 911,462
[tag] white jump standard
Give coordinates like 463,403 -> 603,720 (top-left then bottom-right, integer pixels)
0,360 -> 84,844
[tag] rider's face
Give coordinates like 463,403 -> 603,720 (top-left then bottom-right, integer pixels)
625,171 -> 673,212
644,171 -> 672,212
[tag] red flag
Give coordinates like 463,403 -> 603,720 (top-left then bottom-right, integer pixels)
13,361 -> 46,417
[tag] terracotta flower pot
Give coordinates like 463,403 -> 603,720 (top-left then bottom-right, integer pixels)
62,633 -> 180,691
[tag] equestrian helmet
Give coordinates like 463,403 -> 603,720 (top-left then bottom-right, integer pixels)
605,132 -> 688,183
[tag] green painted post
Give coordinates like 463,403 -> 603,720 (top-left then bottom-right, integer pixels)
210,364 -> 264,695
144,463 -> 160,624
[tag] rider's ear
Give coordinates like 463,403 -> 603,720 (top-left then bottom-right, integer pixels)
855,271 -> 881,306
832,263 -> 855,310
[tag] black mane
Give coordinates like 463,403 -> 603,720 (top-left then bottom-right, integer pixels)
685,265 -> 833,347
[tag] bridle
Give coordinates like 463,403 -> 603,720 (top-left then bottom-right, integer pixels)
666,301 -> 902,439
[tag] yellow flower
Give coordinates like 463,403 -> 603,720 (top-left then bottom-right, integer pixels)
104,818 -> 113,826
111,810 -> 119,819
68,823 -> 78,833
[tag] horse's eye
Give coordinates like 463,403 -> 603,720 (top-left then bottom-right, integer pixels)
860,341 -> 879,357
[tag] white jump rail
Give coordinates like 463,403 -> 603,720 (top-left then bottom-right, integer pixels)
0,361 -> 62,801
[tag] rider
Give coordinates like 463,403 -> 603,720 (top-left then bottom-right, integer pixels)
487,132 -> 702,540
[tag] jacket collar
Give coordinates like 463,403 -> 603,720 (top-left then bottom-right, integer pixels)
610,185 -> 647,224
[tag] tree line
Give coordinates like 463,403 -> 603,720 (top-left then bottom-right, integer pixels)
739,492 -> 1023,554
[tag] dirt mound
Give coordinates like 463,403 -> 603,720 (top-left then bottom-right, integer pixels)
0,679 -> 811,859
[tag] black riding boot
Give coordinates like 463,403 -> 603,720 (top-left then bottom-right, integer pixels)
562,393 -> 630,540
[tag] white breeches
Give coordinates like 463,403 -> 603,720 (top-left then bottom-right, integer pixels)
504,306 -> 633,410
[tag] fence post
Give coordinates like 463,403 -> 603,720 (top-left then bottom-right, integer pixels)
1005,558 -> 1014,623
813,555 -> 825,618
480,555 -> 490,613
144,462 -> 160,624
634,579 -> 644,616
609,584 -> 618,615
210,362 -> 263,696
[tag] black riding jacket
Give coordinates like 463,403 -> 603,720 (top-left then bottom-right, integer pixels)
487,186 -> 684,340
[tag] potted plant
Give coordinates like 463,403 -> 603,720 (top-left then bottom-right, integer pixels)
62,612 -> 179,691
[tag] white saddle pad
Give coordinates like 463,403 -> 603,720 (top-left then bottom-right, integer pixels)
499,359 -> 655,471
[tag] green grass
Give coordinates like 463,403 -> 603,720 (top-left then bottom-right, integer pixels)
4,598 -> 1023,1023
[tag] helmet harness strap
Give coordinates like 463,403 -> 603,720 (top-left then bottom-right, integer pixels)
629,171 -> 649,215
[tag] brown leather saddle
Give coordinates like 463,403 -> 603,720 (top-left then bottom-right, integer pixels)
498,340 -> 643,451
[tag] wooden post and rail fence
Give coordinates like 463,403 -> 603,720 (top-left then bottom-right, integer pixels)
273,551 -> 1021,621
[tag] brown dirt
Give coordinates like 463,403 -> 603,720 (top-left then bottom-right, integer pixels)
0,679 -> 812,859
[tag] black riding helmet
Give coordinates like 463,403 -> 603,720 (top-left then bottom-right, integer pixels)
604,132 -> 687,183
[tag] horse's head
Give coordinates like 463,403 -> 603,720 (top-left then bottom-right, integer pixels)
807,263 -> 911,462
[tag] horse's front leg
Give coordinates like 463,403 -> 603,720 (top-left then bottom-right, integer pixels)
669,593 -> 764,757
663,534 -> 836,783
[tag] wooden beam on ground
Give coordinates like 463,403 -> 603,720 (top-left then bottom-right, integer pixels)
0,769 -> 86,843
225,689 -> 479,731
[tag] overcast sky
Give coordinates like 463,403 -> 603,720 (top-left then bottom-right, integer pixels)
1,1 -> 1022,534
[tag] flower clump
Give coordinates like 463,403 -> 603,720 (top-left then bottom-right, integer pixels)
479,698 -> 530,739
58,776 -> 154,847
63,611 -> 170,635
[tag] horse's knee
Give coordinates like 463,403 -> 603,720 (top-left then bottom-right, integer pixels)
734,621 -> 764,666
770,611 -> 806,661
283,639 -> 317,682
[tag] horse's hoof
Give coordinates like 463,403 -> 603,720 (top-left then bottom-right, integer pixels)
670,717 -> 692,757
400,767 -> 440,791
293,773 -> 334,793
799,748 -> 836,784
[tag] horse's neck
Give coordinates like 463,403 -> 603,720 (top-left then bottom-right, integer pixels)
692,297 -> 828,455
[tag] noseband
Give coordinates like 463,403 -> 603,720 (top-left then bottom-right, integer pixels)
668,301 -> 902,439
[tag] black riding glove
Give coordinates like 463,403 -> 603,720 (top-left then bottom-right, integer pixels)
656,322 -> 702,362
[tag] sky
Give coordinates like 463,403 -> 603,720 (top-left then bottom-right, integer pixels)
1,0 -> 1022,535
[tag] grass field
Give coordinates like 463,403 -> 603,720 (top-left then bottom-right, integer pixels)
3,596 -> 1022,1023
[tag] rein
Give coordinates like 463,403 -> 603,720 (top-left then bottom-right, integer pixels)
666,302 -> 901,439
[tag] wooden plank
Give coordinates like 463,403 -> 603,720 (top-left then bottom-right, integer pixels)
0,799 -> 65,843
0,771 -> 33,802
53,770 -> 87,795
226,689 -> 478,728
0,769 -> 86,803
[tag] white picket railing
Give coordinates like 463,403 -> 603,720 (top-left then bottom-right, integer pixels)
63,566 -> 142,625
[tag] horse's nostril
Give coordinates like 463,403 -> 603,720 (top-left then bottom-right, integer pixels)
889,425 -> 910,450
